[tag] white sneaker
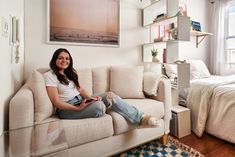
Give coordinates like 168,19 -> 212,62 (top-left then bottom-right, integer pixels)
148,116 -> 161,127
141,115 -> 161,127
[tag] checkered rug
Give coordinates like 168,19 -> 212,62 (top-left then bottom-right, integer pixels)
114,136 -> 204,157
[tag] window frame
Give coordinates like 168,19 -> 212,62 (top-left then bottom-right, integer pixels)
225,1 -> 235,67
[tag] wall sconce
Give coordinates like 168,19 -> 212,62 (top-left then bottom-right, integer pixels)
10,16 -> 20,64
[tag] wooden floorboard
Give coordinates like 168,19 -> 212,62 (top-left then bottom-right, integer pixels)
175,132 -> 235,157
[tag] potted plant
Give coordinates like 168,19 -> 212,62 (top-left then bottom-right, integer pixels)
151,48 -> 159,62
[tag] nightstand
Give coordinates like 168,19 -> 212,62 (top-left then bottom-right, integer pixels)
170,105 -> 191,138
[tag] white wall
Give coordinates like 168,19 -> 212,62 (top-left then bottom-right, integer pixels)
0,0 -> 24,134
24,0 -> 211,77
24,0 -> 147,77
179,0 -> 211,67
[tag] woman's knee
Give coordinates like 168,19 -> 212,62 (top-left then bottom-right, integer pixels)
91,101 -> 106,117
107,92 -> 117,99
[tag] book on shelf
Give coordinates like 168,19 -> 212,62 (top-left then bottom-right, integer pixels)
163,48 -> 167,63
191,21 -> 201,31
153,14 -> 167,23
154,37 -> 163,42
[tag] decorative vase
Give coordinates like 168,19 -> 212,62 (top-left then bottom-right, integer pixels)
152,56 -> 159,62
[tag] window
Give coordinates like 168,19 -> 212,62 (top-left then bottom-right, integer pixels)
226,2 -> 235,67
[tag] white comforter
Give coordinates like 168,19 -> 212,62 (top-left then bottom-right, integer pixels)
187,75 -> 235,143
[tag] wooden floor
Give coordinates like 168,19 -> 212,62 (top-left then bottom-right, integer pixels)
177,132 -> 235,157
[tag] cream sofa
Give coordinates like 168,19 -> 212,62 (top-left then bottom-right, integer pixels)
9,66 -> 171,157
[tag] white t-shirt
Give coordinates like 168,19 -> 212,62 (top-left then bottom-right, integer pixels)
43,70 -> 80,102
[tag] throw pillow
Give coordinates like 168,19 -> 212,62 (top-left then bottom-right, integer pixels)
143,72 -> 167,96
163,64 -> 177,79
110,66 -> 145,98
77,68 -> 93,94
92,67 -> 110,95
188,60 -> 211,80
27,70 -> 54,123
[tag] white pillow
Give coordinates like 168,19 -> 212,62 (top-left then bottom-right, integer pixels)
92,67 -> 110,95
143,72 -> 167,96
27,70 -> 54,123
77,68 -> 93,94
163,64 -> 177,79
110,66 -> 145,98
188,60 -> 211,80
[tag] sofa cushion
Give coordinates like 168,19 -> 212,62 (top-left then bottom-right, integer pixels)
109,98 -> 164,135
62,114 -> 113,147
107,111 -> 136,135
31,121 -> 67,157
77,68 -> 93,94
92,67 -> 110,95
27,70 -> 54,123
110,66 -> 145,98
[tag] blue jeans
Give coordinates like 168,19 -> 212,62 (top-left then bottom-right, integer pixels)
57,92 -> 144,124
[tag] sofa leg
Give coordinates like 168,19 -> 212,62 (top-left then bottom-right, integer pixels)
160,134 -> 168,145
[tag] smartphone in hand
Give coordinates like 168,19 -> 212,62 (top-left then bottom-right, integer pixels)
85,98 -> 97,103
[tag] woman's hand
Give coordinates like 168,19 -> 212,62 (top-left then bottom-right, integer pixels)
75,99 -> 90,111
93,96 -> 102,101
74,96 -> 102,111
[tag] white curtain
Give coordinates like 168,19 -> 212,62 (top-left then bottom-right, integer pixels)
210,0 -> 226,75
210,0 -> 234,75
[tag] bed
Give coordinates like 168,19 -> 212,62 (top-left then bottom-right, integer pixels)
165,60 -> 235,144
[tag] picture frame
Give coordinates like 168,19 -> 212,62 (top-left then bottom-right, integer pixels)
178,2 -> 187,16
47,0 -> 120,47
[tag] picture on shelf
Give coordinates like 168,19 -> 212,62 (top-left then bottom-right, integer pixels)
178,2 -> 187,16
191,21 -> 201,31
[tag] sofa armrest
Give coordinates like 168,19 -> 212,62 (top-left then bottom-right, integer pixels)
157,79 -> 171,134
10,127 -> 33,157
9,86 -> 34,130
150,79 -> 171,134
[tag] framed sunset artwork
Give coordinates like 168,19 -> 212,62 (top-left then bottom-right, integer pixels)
47,0 -> 120,46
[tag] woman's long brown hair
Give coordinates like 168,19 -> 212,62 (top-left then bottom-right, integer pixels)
49,48 -> 80,88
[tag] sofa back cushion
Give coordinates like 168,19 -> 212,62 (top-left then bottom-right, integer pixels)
27,66 -> 145,123
77,68 -> 93,94
28,68 -> 92,123
110,66 -> 145,98
27,70 -> 54,123
92,67 -> 110,95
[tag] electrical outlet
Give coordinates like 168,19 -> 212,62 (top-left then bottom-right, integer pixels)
1,17 -> 9,38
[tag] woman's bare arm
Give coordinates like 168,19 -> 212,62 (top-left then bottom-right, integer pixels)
78,86 -> 102,101
78,86 -> 93,99
46,86 -> 89,111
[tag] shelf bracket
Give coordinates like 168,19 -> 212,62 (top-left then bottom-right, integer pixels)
196,35 -> 207,48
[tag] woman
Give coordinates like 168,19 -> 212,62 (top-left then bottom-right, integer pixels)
44,48 -> 160,127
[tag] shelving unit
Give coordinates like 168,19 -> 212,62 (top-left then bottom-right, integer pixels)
143,0 -> 167,26
191,30 -> 213,48
142,0 -> 191,107
142,0 -> 191,63
164,63 -> 190,106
